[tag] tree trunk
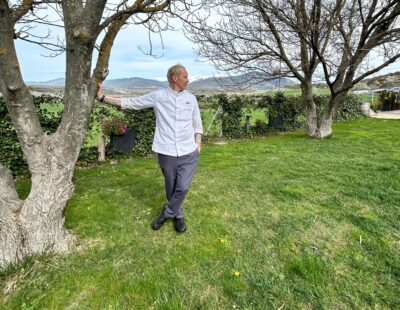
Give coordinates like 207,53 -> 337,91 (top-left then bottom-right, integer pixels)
19,173 -> 75,255
0,164 -> 23,267
316,92 -> 346,138
1,182 -> 75,268
317,112 -> 334,138
301,82 -> 318,137
0,206 -> 22,267
0,136 -> 80,267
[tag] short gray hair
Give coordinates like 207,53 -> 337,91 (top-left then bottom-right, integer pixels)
167,64 -> 186,83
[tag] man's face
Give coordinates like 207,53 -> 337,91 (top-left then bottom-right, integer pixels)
173,68 -> 189,91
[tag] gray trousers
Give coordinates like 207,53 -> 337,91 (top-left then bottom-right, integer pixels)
158,149 -> 199,219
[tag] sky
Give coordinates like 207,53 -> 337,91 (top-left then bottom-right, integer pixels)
15,18 -> 217,82
13,6 -> 400,83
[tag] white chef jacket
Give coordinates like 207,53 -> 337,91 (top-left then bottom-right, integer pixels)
121,87 -> 203,157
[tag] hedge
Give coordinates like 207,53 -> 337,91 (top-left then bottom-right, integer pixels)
204,92 -> 362,139
0,92 -> 363,175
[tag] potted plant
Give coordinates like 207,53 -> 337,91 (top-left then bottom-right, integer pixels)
101,117 -> 136,153
394,91 -> 400,110
378,90 -> 396,111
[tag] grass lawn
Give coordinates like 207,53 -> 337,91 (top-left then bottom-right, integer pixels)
1,118 -> 399,309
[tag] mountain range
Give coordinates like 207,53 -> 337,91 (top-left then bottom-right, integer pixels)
28,70 -> 400,93
27,73 -> 296,92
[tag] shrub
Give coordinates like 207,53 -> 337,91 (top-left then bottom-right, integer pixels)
251,120 -> 269,135
313,94 -> 363,121
0,95 -> 63,175
266,92 -> 303,130
0,91 -> 365,176
220,94 -> 244,139
124,109 -> 156,157
335,93 -> 363,120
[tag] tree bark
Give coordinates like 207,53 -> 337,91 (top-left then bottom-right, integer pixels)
0,164 -> 23,267
0,135 -> 80,266
300,81 -> 318,137
316,92 -> 346,138
19,136 -> 77,254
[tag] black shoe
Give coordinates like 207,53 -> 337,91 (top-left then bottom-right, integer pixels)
152,208 -> 168,230
174,217 -> 186,233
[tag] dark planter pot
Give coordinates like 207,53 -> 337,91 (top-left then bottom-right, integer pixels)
111,128 -> 136,153
382,102 -> 392,111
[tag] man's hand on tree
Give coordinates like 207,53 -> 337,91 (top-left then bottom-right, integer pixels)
96,83 -> 103,101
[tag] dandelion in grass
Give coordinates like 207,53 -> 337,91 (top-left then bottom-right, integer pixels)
219,238 -> 225,244
234,271 -> 240,277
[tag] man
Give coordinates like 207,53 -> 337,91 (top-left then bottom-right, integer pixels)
96,64 -> 203,233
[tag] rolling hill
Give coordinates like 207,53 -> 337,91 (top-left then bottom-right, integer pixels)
27,73 -> 296,92
354,71 -> 400,89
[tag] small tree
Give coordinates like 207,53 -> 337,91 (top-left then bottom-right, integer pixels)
308,0 -> 400,137
185,0 -> 342,137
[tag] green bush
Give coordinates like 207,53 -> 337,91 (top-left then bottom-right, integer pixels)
125,109 -> 156,157
335,93 -> 363,120
0,94 -> 157,175
77,146 -> 99,165
251,119 -> 270,135
0,95 -> 63,175
266,92 -> 304,130
0,91 -> 364,176
83,105 -> 156,160
313,94 -> 363,121
219,94 -> 244,139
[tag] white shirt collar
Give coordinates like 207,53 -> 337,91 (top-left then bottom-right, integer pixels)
168,86 -> 185,95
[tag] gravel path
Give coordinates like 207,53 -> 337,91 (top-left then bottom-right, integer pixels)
369,110 -> 400,119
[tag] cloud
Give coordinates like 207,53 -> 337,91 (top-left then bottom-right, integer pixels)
105,23 -> 213,80
14,18 -> 216,82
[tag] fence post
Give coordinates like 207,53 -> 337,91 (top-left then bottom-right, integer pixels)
98,135 -> 106,162
245,115 -> 251,134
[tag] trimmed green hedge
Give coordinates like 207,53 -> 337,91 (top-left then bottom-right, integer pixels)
203,92 -> 363,139
0,96 -> 156,175
0,95 -> 63,175
0,92 -> 363,175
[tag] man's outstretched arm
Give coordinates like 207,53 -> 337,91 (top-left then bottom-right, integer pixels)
97,83 -> 156,110
96,83 -> 122,108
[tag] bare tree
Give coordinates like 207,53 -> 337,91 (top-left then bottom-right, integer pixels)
309,0 -> 400,137
0,0 -> 199,268
185,0 -> 343,137
186,0 -> 400,138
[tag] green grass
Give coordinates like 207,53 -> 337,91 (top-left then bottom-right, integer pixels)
201,109 -> 268,136
263,87 -> 331,96
2,118 -> 400,309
